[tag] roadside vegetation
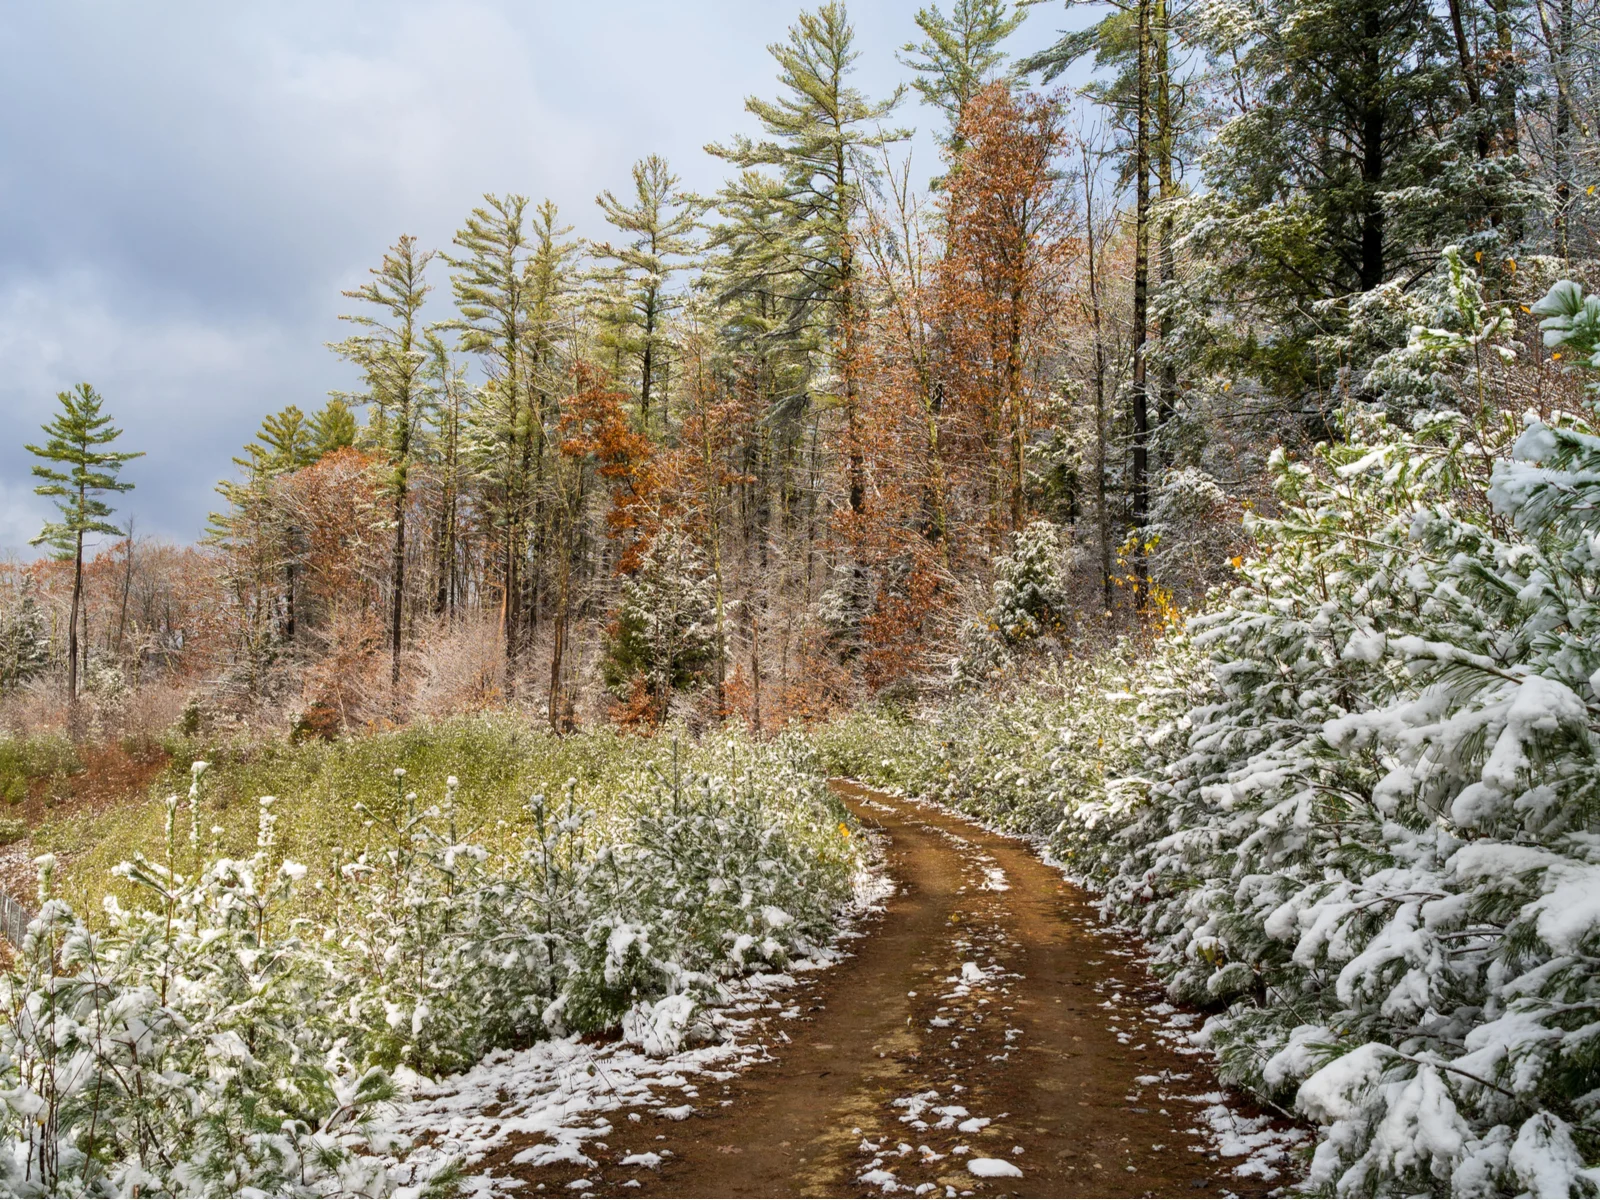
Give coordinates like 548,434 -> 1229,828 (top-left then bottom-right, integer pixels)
822,269 -> 1600,1196
0,724 -> 858,1196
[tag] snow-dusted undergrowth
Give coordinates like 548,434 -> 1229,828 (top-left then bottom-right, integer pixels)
388,856 -> 892,1196
823,263 -> 1600,1195
0,731 -> 859,1197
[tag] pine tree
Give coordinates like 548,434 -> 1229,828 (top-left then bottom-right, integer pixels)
898,0 -> 1026,156
1022,0 -> 1171,601
594,155 -> 702,434
707,1 -> 908,517
1165,0 -> 1519,404
25,383 -> 143,716
0,583 -> 50,693
333,234 -> 435,693
423,334 -> 466,619
310,398 -> 357,459
445,196 -> 536,685
245,405 -> 317,472
523,200 -> 581,648
603,527 -> 719,726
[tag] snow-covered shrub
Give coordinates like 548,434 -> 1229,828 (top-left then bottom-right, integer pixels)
0,731 -> 859,1195
954,521 -> 1073,686
0,588 -> 49,694
819,647 -> 1174,843
1146,468 -> 1248,603
0,766 -> 396,1198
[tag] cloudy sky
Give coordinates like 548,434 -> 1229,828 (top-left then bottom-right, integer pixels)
0,1 -> 1080,557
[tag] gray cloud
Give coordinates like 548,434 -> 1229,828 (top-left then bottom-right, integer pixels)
0,0 -> 1065,556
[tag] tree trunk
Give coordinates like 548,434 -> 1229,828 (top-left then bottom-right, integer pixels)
67,527 -> 82,731
749,593 -> 762,734
390,467 -> 406,692
641,288 -> 657,433
1359,1 -> 1387,290
1155,0 -> 1178,437
1008,284 -> 1027,535
434,391 -> 458,619
1554,0 -> 1573,255
115,523 -> 134,658
1082,144 -> 1114,615
1445,0 -> 1491,161
548,523 -> 568,734
1130,0 -> 1153,608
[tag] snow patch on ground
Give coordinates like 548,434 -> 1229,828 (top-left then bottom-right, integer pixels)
967,1157 -> 1022,1178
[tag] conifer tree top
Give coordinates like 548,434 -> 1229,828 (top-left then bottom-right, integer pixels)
25,382 -> 142,552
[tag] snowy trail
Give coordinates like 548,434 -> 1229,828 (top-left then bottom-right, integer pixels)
422,782 -> 1302,1198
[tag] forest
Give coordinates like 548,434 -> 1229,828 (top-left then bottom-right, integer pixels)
3,0 -> 1600,1195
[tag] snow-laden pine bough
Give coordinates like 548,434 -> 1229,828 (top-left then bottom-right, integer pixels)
822,262 -> 1600,1196
0,732 -> 864,1197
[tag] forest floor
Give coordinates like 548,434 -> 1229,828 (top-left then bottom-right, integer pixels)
401,783 -> 1305,1199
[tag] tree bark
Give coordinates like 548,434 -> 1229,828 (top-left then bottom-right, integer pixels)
1081,143 -> 1114,615
1359,1 -> 1387,291
1155,0 -> 1178,437
67,527 -> 82,721
1130,0 -> 1153,608
390,465 -> 406,692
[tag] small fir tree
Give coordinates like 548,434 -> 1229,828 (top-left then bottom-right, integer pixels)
25,383 -> 142,716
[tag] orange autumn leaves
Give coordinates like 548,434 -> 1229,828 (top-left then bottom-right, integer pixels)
846,84 -> 1079,689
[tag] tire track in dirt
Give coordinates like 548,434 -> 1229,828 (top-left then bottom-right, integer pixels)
496,782 -> 1299,1198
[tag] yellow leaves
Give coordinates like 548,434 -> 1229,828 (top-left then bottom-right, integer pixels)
1521,305 -> 1532,313
1589,184 -> 1596,195
1554,352 -> 1563,361
838,822 -> 851,839
1475,250 -> 1483,263
1506,258 -> 1517,272
1230,555 -> 1244,568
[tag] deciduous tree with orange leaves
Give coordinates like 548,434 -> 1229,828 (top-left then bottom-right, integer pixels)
937,83 -> 1077,542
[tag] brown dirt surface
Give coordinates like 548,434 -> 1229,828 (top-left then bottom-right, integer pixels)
491,782 -> 1303,1199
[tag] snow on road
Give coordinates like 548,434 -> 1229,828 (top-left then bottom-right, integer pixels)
385,786 -> 1305,1197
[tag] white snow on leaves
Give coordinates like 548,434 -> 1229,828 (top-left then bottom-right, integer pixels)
385,849 -> 893,1196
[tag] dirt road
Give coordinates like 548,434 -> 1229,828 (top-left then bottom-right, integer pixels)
490,783 -> 1297,1197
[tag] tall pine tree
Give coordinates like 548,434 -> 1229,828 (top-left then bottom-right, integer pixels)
333,234 -> 434,693
899,0 -> 1026,157
707,1 -> 908,517
594,156 -> 702,434
445,196 -> 536,685
26,384 -> 142,717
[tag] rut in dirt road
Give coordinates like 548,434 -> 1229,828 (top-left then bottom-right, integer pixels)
491,783 -> 1301,1198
